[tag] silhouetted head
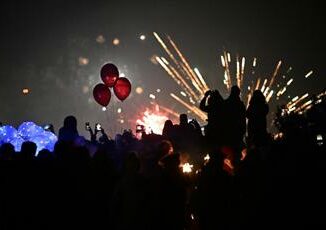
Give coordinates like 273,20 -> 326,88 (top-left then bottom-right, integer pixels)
158,140 -> 174,159
59,116 -> 79,142
20,141 -> 37,160
162,120 -> 173,136
251,90 -> 266,105
179,114 -> 188,126
0,143 -> 15,160
163,120 -> 173,129
37,149 -> 53,160
63,116 -> 77,130
208,90 -> 224,105
230,85 -> 241,97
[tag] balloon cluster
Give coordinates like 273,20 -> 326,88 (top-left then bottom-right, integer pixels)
93,63 -> 132,107
0,122 -> 58,154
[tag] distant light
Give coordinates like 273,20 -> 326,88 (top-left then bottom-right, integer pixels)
252,57 -> 257,67
140,34 -> 146,40
227,53 -> 231,62
182,163 -> 193,173
96,35 -> 105,44
241,148 -> 247,160
102,107 -> 107,111
22,88 -> 30,94
82,86 -> 89,94
191,214 -> 195,220
150,55 -> 159,65
156,88 -> 161,93
149,94 -> 156,99
291,96 -> 299,102
316,134 -> 323,146
220,55 -> 225,67
117,108 -> 122,113
286,78 -> 293,86
120,119 -> 124,124
120,73 -> 125,77
305,70 -> 313,78
135,87 -> 144,94
78,57 -> 89,66
204,154 -> 210,162
180,91 -> 187,97
113,38 -> 120,46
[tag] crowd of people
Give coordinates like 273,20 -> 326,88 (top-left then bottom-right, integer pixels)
0,86 -> 325,229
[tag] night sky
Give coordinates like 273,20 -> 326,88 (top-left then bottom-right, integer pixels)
1,0 -> 325,135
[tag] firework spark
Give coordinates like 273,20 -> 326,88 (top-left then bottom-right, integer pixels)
152,33 -> 317,123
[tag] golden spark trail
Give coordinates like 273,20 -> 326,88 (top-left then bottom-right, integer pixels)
305,70 -> 313,78
167,36 -> 207,94
194,67 -> 210,92
240,57 -> 246,88
255,78 -> 261,90
294,100 -> 313,113
266,90 -> 274,102
227,52 -> 231,63
170,93 -> 206,121
221,55 -> 226,67
236,55 -> 240,87
169,64 -> 200,100
158,104 -> 180,118
261,78 -> 268,92
154,32 -> 191,84
223,51 -> 232,91
181,63 -> 203,94
287,93 -> 309,109
252,57 -> 257,67
156,56 -> 198,100
268,60 -> 282,88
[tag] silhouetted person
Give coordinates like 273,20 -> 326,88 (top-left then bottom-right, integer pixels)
0,143 -> 15,160
224,86 -> 246,168
19,141 -> 37,160
162,119 -> 173,138
58,115 -> 79,142
200,90 -> 224,149
159,153 -> 187,230
111,152 -> 146,229
246,90 -> 269,146
36,149 -> 53,161
173,114 -> 193,153
194,151 -> 232,230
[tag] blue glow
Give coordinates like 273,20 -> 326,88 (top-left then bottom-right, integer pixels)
9,137 -> 25,152
0,125 -> 19,143
0,122 -> 58,154
18,122 -> 45,140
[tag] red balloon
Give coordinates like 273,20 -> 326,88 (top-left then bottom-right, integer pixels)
93,83 -> 111,106
100,63 -> 119,87
113,77 -> 131,101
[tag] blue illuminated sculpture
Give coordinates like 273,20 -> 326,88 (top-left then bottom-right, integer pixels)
0,122 -> 58,154
0,125 -> 19,143
18,122 -> 45,140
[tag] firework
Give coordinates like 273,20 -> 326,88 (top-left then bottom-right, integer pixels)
136,105 -> 170,134
152,33 -> 317,123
